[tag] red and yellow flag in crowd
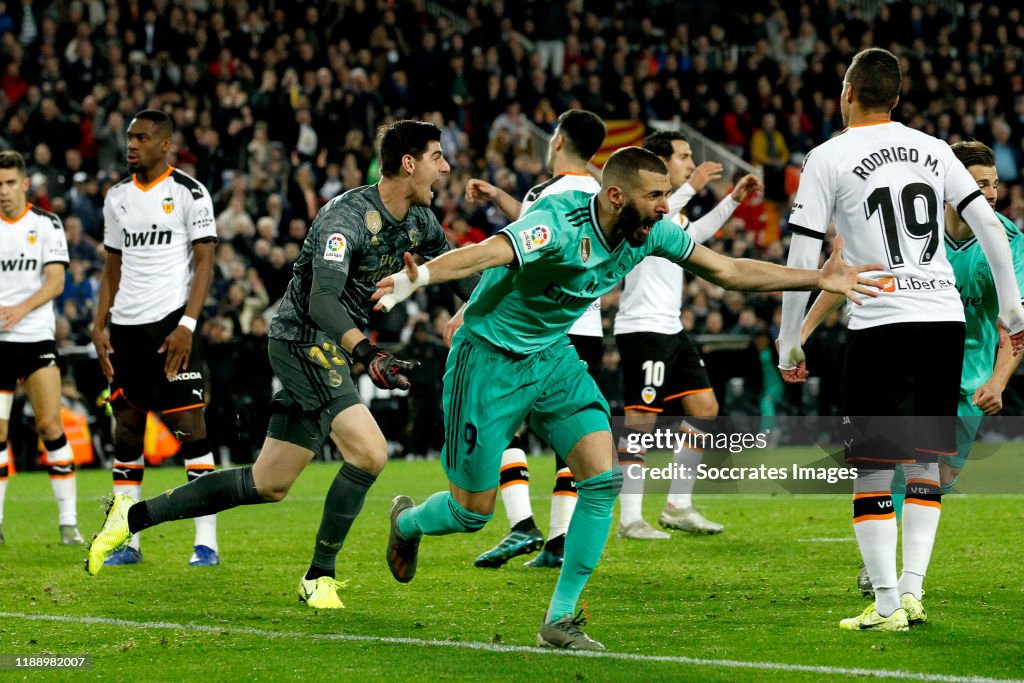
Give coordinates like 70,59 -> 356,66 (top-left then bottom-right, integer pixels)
591,120 -> 646,168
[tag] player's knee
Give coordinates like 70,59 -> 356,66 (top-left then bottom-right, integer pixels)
34,415 -> 63,441
684,392 -> 719,418
258,483 -> 290,503
343,440 -> 388,475
452,499 -> 493,532
163,409 -> 206,440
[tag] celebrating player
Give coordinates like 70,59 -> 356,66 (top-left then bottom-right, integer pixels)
86,121 -> 478,612
374,146 -> 881,650
466,109 -> 607,570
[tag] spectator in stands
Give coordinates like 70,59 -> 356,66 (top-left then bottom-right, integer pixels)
750,113 -> 789,201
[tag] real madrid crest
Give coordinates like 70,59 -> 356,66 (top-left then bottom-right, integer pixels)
408,227 -> 419,247
328,369 -> 343,387
26,229 -> 38,245
580,237 -> 591,264
365,210 -> 382,235
162,197 -> 174,214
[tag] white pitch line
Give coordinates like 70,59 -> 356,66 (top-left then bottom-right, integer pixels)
2,612 -> 1021,683
797,537 -> 856,542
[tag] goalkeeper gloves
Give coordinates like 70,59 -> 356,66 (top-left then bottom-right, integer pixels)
352,339 -> 418,391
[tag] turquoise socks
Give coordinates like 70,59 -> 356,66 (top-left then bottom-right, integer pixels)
397,491 -> 492,539
547,468 -> 622,621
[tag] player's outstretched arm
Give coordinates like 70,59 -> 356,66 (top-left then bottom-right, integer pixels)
683,237 -> 882,298
465,178 -> 523,221
373,235 -> 515,312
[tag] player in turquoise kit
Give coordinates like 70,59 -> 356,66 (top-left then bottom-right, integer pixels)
373,146 -> 881,650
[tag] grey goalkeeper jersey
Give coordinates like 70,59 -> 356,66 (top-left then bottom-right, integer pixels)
270,184 -> 451,342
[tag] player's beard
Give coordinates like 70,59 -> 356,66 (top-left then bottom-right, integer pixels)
617,199 -> 659,247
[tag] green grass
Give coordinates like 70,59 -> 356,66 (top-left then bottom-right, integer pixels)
0,454 -> 1022,682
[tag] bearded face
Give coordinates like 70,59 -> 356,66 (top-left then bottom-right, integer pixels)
618,197 -> 663,247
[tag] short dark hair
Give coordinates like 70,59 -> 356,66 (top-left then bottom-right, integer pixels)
0,150 -> 27,175
376,120 -> 442,177
642,130 -> 688,160
951,140 -> 995,169
555,110 -> 606,162
845,48 -> 901,112
602,146 -> 668,190
131,109 -> 174,136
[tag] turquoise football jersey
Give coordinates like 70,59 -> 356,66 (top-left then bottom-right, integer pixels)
944,212 -> 1024,396
463,191 -> 695,354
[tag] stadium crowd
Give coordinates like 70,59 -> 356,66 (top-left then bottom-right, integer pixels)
2,0 -> 1024,460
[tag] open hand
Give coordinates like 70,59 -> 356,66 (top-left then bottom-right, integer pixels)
465,178 -> 499,203
818,237 -> 884,305
158,325 -> 193,379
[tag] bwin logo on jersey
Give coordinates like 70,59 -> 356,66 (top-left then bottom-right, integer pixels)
0,255 -> 39,272
123,226 -> 172,247
162,197 -> 175,214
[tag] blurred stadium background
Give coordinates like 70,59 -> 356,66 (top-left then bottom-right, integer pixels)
3,0 -> 1024,471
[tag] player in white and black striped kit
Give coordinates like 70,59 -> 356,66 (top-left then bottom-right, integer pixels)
464,110 -> 607,569
0,150 -> 83,546
90,110 -> 221,567
778,49 -> 1024,631
614,131 -> 763,538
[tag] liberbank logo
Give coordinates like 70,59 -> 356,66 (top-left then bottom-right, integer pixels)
876,275 -> 955,293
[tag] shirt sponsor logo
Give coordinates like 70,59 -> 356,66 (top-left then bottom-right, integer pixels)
0,255 -> 39,271
641,386 -> 657,404
876,275 -> 955,294
580,237 -> 591,263
169,371 -> 203,382
519,225 -> 551,253
122,226 -> 172,247
26,229 -> 38,245
324,233 -> 347,262
162,197 -> 175,214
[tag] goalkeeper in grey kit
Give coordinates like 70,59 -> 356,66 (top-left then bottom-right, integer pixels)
86,121 -> 478,610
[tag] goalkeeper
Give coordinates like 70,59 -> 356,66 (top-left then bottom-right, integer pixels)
85,121 -> 478,614
373,146 -> 881,650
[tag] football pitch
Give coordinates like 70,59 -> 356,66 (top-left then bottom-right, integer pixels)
1,453 -> 1022,682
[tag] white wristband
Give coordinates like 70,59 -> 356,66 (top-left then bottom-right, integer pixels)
179,315 -> 198,332
379,265 -> 431,312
